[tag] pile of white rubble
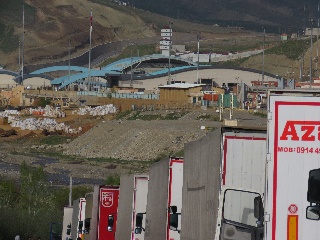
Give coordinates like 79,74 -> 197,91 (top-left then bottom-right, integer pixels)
0,110 -> 20,117
10,117 -> 82,134
72,104 -> 117,116
29,105 -> 66,118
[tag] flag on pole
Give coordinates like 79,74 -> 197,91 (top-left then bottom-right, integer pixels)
90,8 -> 93,33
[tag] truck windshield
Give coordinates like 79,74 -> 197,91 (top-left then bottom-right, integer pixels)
223,189 -> 261,227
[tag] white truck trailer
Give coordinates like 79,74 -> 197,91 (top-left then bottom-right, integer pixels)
115,174 -> 149,240
62,206 -> 73,240
265,90 -> 320,240
71,198 -> 86,240
144,157 -> 184,240
215,127 -> 267,240
215,89 -> 320,240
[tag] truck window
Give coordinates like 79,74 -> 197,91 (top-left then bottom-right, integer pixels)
308,169 -> 320,204
223,189 -> 261,227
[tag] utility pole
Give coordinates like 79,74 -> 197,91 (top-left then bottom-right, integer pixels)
196,32 -> 200,83
168,22 -> 173,85
130,49 -> 133,88
310,19 -> 315,88
69,175 -> 72,207
21,3 -> 25,85
18,40 -> 21,72
130,42 -> 135,88
317,3 -> 320,77
262,27 -> 266,85
68,40 -> 71,91
88,8 -> 93,91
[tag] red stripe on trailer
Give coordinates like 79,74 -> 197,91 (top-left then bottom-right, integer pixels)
273,101 -> 320,240
223,136 -> 266,186
170,159 -> 184,164
225,136 -> 266,141
222,138 -> 227,185
273,101 -> 280,240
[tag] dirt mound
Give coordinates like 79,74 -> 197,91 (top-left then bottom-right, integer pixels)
0,128 -> 17,137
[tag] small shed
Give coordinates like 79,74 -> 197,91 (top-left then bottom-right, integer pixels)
158,83 -> 205,104
281,33 -> 288,41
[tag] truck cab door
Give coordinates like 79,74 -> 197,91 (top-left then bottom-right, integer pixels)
220,189 -> 264,240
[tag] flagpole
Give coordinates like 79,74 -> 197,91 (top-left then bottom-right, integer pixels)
317,3 -> 319,77
21,3 -> 25,85
68,40 -> 71,91
88,8 -> 92,91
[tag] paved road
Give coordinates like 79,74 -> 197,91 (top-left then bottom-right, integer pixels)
0,157 -> 105,186
25,32 -> 198,72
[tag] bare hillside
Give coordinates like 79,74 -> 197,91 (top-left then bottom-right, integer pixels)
0,0 -> 157,70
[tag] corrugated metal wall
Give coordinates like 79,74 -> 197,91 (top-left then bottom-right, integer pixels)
145,158 -> 170,240
116,174 -> 135,240
181,129 -> 221,240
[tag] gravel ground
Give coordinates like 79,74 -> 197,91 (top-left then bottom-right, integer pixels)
63,119 -> 220,160
62,108 -> 267,160
0,108 -> 267,186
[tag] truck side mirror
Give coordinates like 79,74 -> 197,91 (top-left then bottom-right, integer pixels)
307,169 -> 320,204
78,221 -> 83,233
169,213 -> 178,230
67,223 -> 71,235
136,213 -> 143,228
306,206 -> 320,220
107,215 -> 114,232
254,196 -> 264,221
134,227 -> 142,234
169,206 -> 177,214
134,213 -> 145,234
84,218 -> 91,234
169,206 -> 179,231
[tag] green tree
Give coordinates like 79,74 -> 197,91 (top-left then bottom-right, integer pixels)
0,176 -> 18,208
19,162 -> 52,215
37,97 -> 51,108
106,174 -> 120,185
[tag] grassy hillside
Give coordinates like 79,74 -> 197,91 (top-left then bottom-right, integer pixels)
91,0 -> 243,34
0,0 -> 159,70
129,0 -> 317,32
0,0 -> 35,53
238,37 -> 318,81
0,22 -> 19,53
